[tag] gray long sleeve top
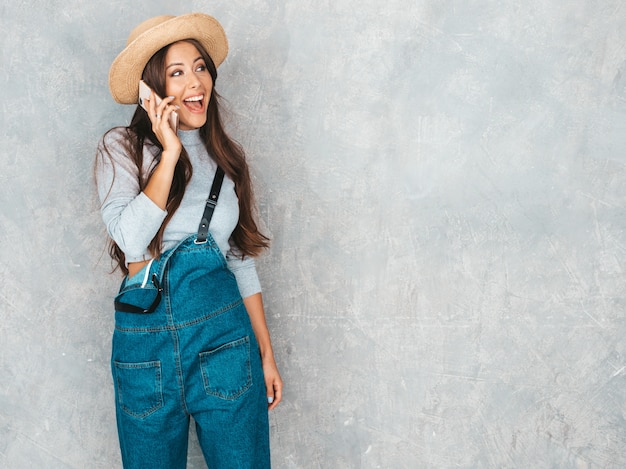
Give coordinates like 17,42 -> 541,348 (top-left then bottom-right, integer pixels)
96,127 -> 261,298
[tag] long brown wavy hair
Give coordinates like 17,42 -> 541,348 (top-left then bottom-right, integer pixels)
98,39 -> 269,275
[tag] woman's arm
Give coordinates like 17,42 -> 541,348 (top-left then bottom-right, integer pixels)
142,94 -> 182,209
96,96 -> 182,262
243,292 -> 283,410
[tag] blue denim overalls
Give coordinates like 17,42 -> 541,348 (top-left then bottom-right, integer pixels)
111,232 -> 270,468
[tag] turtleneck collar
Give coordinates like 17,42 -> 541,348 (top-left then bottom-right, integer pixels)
178,128 -> 203,147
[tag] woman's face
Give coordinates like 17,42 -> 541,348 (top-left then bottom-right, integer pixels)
164,41 -> 213,130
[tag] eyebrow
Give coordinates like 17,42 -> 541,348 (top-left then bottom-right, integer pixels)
166,56 -> 204,70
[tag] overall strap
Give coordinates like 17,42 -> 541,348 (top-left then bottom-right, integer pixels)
196,166 -> 225,244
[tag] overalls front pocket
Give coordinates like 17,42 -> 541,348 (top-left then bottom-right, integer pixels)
114,259 -> 162,315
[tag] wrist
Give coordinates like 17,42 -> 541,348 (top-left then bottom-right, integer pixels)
159,149 -> 180,165
259,344 -> 275,362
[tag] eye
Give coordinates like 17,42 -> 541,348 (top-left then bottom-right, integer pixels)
170,69 -> 183,77
195,62 -> 207,72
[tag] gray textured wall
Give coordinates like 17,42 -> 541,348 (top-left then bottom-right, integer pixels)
1,0 -> 625,467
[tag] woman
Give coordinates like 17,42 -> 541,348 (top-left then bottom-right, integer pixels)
95,13 -> 282,468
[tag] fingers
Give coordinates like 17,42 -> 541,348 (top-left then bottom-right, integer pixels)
146,92 -> 181,155
266,376 -> 283,411
160,99 -> 179,130
262,358 -> 283,411
269,383 -> 282,410
148,92 -> 178,131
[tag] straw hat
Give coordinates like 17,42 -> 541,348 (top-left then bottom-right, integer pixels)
108,13 -> 228,104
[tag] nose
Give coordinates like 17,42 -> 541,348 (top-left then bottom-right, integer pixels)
187,71 -> 201,89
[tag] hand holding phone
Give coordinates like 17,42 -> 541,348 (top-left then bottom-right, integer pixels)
138,80 -> 179,132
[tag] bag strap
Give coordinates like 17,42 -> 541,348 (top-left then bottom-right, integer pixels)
114,273 -> 163,314
195,166 -> 225,244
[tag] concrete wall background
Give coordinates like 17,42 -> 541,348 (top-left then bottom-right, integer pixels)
1,0 -> 625,467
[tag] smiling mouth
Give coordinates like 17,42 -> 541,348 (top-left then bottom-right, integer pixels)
183,95 -> 204,112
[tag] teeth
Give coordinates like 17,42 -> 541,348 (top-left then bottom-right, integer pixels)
184,95 -> 203,102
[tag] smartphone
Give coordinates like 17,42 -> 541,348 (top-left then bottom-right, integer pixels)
138,80 -> 179,132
